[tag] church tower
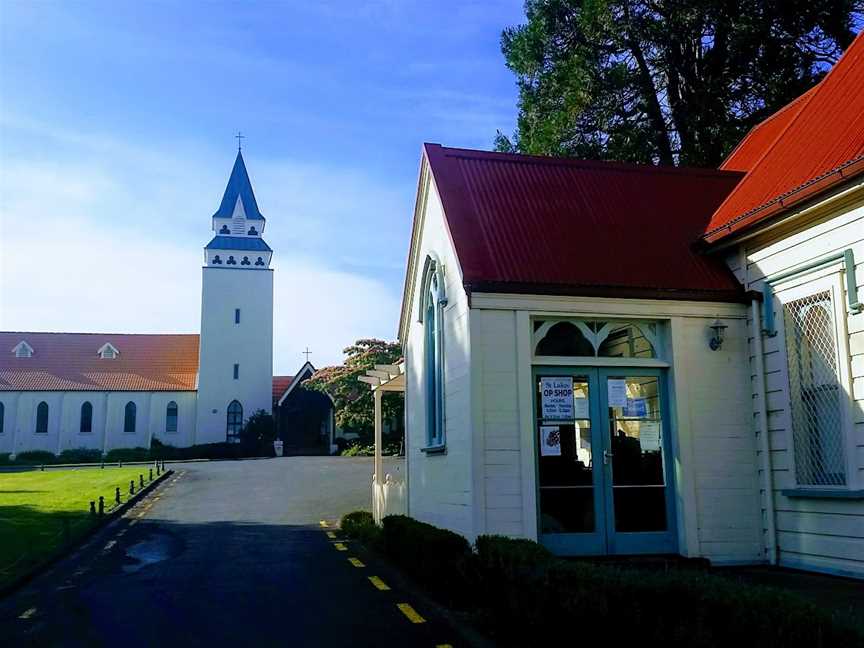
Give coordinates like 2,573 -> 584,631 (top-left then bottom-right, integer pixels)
196,149 -> 274,444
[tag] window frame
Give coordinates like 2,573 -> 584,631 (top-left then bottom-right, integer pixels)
226,400 -> 243,443
35,401 -> 49,433
233,363 -> 239,380
419,256 -> 447,453
124,401 -> 137,434
166,401 -> 178,433
775,273 -> 858,491
80,401 -> 93,433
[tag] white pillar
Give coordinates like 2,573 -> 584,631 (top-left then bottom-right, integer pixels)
373,389 -> 383,487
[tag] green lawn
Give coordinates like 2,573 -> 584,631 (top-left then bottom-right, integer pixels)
0,466 -> 152,588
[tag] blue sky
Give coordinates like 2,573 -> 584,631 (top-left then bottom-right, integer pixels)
0,1 -> 523,372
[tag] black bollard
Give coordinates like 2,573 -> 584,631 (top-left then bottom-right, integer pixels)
100,461 -> 104,469
130,480 -> 135,495
116,487 -> 121,504
139,474 -> 144,488
156,463 -> 161,476
40,464 -> 45,471
99,496 -> 105,515
90,501 -> 96,515
118,460 -> 122,467
149,468 -> 153,481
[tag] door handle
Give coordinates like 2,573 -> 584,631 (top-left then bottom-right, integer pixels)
603,450 -> 613,465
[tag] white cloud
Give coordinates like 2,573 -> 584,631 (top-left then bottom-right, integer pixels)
0,127 -> 404,372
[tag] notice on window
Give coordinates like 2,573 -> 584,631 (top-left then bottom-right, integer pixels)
639,421 -> 661,452
607,379 -> 628,408
625,398 -> 647,418
541,377 -> 574,419
540,426 -> 562,457
573,396 -> 590,419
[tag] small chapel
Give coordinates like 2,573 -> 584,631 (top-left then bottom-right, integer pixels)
0,149 -> 326,457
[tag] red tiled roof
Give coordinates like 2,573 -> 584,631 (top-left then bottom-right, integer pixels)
704,32 -> 864,243
0,332 -> 199,391
272,375 -> 293,405
423,144 -> 745,302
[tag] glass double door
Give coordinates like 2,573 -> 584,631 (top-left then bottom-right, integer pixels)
534,367 -> 676,555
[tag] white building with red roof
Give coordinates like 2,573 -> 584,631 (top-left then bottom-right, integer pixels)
0,151 -> 276,456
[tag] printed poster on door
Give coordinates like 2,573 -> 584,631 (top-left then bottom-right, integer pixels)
541,377 -> 574,419
540,426 -> 562,456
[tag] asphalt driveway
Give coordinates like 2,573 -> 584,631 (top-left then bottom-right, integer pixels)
1,457 -> 464,647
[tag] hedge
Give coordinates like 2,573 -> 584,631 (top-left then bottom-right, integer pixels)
13,450 -> 58,465
381,515 -> 474,607
58,448 -> 104,464
340,511 -> 381,547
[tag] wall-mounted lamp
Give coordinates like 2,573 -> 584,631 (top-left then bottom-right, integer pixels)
709,319 -> 728,351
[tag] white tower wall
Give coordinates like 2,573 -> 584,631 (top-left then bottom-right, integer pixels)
196,265 -> 274,444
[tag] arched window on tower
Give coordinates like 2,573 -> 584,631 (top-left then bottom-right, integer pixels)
80,401 -> 93,433
227,400 -> 243,443
241,256 -> 251,266
219,225 -> 230,234
124,402 -> 137,433
213,255 -> 222,264
255,257 -> 265,266
166,401 -> 178,433
227,256 -> 237,265
35,401 -> 49,433
247,226 -> 258,235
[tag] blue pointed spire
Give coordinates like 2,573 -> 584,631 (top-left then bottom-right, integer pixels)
212,151 -> 264,221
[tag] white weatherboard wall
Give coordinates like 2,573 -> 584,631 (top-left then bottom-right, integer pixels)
467,294 -> 763,564
403,177 -> 475,540
196,266 -> 274,444
0,391 -> 197,455
726,184 -> 864,578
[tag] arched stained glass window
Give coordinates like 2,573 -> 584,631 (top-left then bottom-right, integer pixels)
36,401 -> 49,433
420,256 -> 447,449
124,402 -> 137,433
166,401 -> 178,433
80,402 -> 93,433
227,400 -> 243,443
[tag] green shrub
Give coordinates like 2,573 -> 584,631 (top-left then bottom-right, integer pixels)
381,515 -> 474,606
340,439 -> 402,457
104,447 -> 149,463
58,448 -> 104,464
15,450 -> 57,465
340,510 -> 381,547
0,452 -> 12,465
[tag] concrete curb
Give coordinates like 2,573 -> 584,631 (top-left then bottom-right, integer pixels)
0,468 -> 174,599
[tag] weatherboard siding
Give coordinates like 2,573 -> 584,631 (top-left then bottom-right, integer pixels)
730,191 -> 864,578
404,180 -> 475,539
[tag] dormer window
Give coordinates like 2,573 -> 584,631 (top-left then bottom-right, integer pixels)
247,226 -> 258,235
98,343 -> 119,359
219,225 -> 230,234
12,341 -> 33,358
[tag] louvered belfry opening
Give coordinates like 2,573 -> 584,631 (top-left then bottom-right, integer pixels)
783,291 -> 846,486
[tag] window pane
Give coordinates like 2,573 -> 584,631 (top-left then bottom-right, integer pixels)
124,402 -> 136,433
166,402 -> 178,432
80,402 -> 93,433
784,291 -> 846,486
536,322 -> 594,356
597,322 -> 655,358
36,402 -> 48,433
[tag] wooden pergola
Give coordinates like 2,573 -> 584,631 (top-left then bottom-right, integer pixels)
359,362 -> 405,521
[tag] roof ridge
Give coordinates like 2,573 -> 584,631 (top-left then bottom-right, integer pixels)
435,144 -> 742,178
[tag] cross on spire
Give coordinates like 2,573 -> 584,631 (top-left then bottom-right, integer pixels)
235,131 -> 245,151
302,347 -> 312,362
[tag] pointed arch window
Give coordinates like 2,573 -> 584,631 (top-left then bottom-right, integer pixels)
219,225 -> 230,234
36,401 -> 49,433
124,402 -> 137,433
227,400 -> 243,443
419,256 -> 447,450
166,401 -> 178,433
80,401 -> 93,433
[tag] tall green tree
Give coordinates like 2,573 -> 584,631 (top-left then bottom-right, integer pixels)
305,339 -> 403,437
498,0 -> 862,166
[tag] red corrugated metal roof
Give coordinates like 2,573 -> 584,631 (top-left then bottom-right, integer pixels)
705,32 -> 864,243
423,144 -> 746,301
0,332 -> 199,391
272,375 -> 293,405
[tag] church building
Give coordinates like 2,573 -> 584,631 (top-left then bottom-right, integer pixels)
0,150 -> 278,456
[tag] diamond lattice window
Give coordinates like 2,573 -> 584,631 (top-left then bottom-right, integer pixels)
783,290 -> 846,487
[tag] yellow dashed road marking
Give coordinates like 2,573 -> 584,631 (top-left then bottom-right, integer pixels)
18,607 -> 36,619
129,519 -> 138,526
136,511 -> 146,518
397,603 -> 425,624
348,557 -> 365,568
333,542 -> 347,551
117,529 -> 127,537
103,540 -> 116,551
368,576 -> 390,591
319,520 -> 329,528
326,531 -> 336,539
